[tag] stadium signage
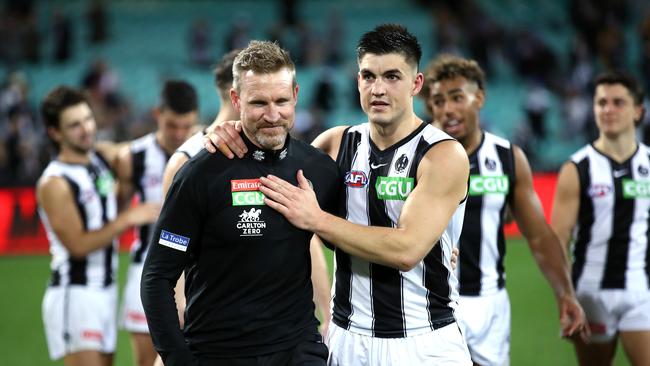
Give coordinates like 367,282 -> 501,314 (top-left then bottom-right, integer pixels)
469,175 -> 509,195
376,176 -> 414,200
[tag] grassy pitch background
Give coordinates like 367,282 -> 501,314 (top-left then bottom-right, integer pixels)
0,238 -> 630,365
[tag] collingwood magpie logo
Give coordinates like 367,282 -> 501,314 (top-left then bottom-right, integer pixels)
484,157 -> 497,171
237,208 -> 266,237
252,150 -> 265,161
395,154 -> 409,174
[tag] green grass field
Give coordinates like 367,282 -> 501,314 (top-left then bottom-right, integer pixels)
0,238 -> 631,365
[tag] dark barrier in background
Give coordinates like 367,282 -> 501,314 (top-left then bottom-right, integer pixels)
0,173 -> 558,254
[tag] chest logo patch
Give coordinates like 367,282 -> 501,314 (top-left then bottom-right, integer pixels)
622,179 -> 650,199
231,179 -> 265,206
469,175 -> 509,195
395,154 -> 409,174
376,176 -> 414,200
345,171 -> 368,188
237,208 -> 266,236
588,184 -> 612,198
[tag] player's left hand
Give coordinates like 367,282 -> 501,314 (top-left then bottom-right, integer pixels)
259,170 -> 323,232
559,294 -> 589,342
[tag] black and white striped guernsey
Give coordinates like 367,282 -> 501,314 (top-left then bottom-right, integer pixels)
38,152 -> 118,288
570,143 -> 650,291
332,122 -> 466,338
129,133 -> 170,263
177,130 -> 205,159
456,131 -> 516,296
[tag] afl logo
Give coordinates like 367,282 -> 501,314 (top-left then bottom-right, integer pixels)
345,171 -> 368,188
638,165 -> 649,176
395,154 -> 409,173
588,184 -> 612,198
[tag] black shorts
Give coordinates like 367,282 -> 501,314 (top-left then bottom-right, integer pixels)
200,332 -> 328,366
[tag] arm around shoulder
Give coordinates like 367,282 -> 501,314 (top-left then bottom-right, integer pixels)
310,126 -> 348,160
311,139 -> 468,270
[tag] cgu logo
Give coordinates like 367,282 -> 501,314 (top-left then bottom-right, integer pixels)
232,191 -> 265,206
345,171 -> 368,188
622,179 -> 650,199
468,175 -> 509,195
376,176 -> 414,201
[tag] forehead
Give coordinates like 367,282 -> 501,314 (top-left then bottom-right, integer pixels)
430,76 -> 476,96
159,109 -> 197,124
595,83 -> 633,100
239,68 -> 294,97
358,53 -> 413,73
59,102 -> 92,125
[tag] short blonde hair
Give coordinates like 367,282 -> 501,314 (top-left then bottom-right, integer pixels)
232,40 -> 296,92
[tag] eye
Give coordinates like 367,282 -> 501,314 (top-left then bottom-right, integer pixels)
452,95 -> 464,103
362,73 -> 375,81
432,99 -> 444,107
386,74 -> 399,80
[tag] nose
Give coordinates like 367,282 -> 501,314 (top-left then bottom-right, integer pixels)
264,104 -> 281,124
371,78 -> 386,96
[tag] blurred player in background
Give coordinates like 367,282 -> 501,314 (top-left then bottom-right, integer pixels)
37,86 -> 158,366
552,71 -> 650,366
425,55 -> 587,365
116,80 -> 198,366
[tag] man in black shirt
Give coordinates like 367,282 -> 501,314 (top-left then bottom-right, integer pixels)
141,41 -> 339,366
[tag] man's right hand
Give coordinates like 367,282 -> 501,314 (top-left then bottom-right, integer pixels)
203,120 -> 247,159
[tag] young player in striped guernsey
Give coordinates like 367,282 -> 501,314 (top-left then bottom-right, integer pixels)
115,80 -> 198,366
37,86 -> 159,366
426,55 -> 587,366
552,71 -> 650,366
210,24 -> 473,365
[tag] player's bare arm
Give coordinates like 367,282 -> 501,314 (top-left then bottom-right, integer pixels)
310,126 -> 348,160
260,140 -> 469,271
310,236 -> 331,336
115,144 -> 135,210
37,176 -> 160,257
96,140 -> 128,168
510,146 -> 587,339
550,162 -> 581,252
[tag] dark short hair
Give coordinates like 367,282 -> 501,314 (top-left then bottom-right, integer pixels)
232,40 -> 296,92
357,24 -> 422,70
594,70 -> 645,105
424,54 -> 486,92
41,86 -> 87,130
160,80 -> 198,114
213,49 -> 241,97
594,70 -> 646,126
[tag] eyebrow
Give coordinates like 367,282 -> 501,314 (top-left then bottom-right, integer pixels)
360,68 -> 403,75
433,88 -> 463,97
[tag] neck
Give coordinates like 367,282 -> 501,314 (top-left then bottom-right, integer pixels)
369,113 -> 422,150
155,131 -> 176,156
58,148 -> 91,165
459,128 -> 483,155
593,129 -> 637,163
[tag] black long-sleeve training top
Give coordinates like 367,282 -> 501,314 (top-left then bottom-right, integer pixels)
141,134 -> 340,365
